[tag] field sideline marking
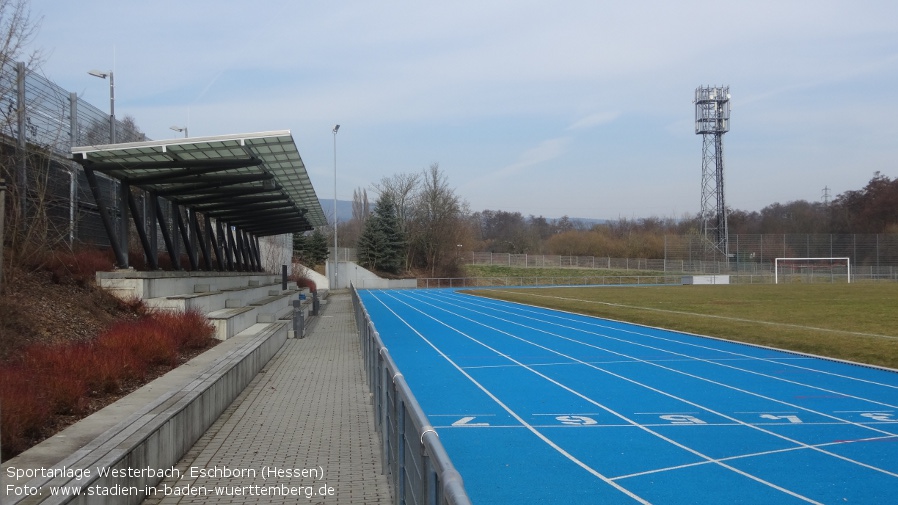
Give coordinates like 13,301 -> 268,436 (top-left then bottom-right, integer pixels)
400,290 -> 898,479
456,291 -> 898,392
477,288 -> 898,341
374,290 -> 823,504
364,290 -> 652,504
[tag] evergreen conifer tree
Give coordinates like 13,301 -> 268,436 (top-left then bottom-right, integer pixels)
358,193 -> 406,274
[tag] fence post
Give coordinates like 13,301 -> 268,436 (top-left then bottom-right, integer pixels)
0,178 -> 5,295
16,62 -> 27,220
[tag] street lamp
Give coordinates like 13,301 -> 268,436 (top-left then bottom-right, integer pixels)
170,125 -> 188,138
332,124 -> 340,289
88,69 -> 115,143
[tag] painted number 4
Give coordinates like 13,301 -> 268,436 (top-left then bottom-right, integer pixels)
861,413 -> 897,422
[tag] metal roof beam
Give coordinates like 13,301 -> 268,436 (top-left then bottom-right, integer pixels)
225,213 -> 307,228
73,156 -> 263,173
125,165 -> 245,185
173,187 -> 281,206
203,203 -> 297,219
193,196 -> 285,213
155,174 -> 274,197
246,223 -> 313,236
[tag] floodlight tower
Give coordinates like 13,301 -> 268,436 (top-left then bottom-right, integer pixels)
695,85 -> 730,258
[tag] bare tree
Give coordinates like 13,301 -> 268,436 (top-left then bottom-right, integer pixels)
0,0 -> 41,82
372,171 -> 420,270
0,0 -> 41,132
409,163 -> 468,276
0,0 -> 46,275
341,186 -> 369,246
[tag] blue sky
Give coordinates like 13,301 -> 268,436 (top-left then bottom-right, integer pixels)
24,0 -> 898,220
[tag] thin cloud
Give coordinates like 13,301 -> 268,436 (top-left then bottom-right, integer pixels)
463,137 -> 570,192
567,112 -> 619,130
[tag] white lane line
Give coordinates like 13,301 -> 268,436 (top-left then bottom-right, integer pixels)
614,434 -> 898,481
434,291 -> 898,419
365,290 -> 652,505
374,290 -> 822,504
477,288 -> 898,341
462,290 -> 898,391
398,289 -> 898,479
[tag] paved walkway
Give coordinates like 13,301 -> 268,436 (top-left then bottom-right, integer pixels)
144,292 -> 393,504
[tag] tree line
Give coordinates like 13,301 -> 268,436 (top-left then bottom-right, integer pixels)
296,168 -> 898,277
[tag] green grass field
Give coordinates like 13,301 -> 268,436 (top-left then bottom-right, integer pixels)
465,264 -> 666,278
465,283 -> 898,370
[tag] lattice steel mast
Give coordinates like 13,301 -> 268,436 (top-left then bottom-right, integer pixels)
695,85 -> 730,258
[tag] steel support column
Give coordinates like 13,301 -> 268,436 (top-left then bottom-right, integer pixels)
126,187 -> 157,269
83,167 -> 128,268
155,197 -> 180,270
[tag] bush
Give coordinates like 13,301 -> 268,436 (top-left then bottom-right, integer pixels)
0,367 -> 52,458
295,277 -> 317,294
40,249 -> 115,285
0,310 -> 216,461
150,310 -> 215,350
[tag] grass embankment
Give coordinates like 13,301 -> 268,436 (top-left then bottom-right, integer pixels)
466,283 -> 898,370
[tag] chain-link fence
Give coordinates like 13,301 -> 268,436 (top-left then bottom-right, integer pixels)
1,59 -> 149,250
471,234 -> 898,272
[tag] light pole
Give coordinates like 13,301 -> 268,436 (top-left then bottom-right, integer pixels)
332,124 -> 340,289
88,70 -> 115,143
170,125 -> 188,138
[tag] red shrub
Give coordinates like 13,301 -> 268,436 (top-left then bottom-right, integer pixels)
0,367 -> 53,458
20,344 -> 90,415
1,309 -> 214,460
150,310 -> 215,350
42,249 -> 115,285
89,338 -> 148,393
100,318 -> 179,367
295,277 -> 317,294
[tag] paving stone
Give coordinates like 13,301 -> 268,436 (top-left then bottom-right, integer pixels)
144,292 -> 393,504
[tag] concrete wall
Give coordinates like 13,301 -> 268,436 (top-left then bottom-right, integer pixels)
294,262 -> 330,291
259,234 -> 293,273
329,261 -> 416,289
682,275 -> 731,285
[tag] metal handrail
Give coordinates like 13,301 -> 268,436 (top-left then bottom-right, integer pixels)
351,285 -> 472,505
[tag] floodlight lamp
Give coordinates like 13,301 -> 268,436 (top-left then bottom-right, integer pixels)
333,124 -> 340,134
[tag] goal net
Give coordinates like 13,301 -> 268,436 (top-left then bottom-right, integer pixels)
774,257 -> 851,284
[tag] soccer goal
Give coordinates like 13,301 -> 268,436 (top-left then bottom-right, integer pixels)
774,257 -> 851,284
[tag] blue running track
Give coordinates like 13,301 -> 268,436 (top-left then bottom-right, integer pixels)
357,288 -> 898,504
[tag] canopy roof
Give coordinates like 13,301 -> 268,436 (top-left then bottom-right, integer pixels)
72,130 -> 326,236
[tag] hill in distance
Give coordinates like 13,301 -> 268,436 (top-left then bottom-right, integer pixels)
318,199 -> 606,226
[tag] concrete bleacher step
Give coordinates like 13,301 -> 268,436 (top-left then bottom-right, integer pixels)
144,282 -> 286,314
207,288 -> 300,340
97,271 -> 282,300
